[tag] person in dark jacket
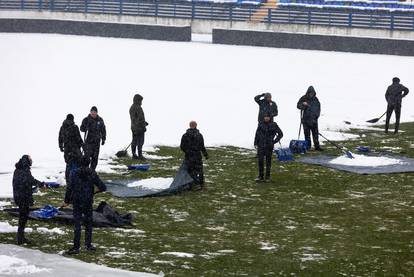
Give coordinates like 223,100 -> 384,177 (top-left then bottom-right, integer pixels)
12,155 -> 45,245
180,121 -> 209,190
129,94 -> 148,160
254,93 -> 278,123
65,156 -> 106,255
385,77 -> 409,134
80,106 -> 106,170
59,114 -> 83,202
297,86 -> 322,151
254,114 -> 283,182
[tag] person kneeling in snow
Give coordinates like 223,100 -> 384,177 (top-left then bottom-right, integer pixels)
12,155 -> 46,245
297,86 -> 322,151
180,121 -> 209,190
254,114 -> 283,182
65,156 -> 106,255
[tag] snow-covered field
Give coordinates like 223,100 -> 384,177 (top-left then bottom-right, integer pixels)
0,33 -> 413,198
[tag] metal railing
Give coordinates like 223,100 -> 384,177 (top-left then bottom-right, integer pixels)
0,0 -> 414,31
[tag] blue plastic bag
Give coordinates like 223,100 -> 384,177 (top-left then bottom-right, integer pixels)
45,182 -> 60,188
275,148 -> 294,162
32,205 -> 59,219
289,140 -> 309,154
127,164 -> 151,171
356,146 -> 370,152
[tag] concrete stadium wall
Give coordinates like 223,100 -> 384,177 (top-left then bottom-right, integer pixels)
212,28 -> 414,56
1,10 -> 414,40
0,16 -> 191,41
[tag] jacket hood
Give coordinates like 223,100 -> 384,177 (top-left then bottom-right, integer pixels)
133,94 -> 143,105
62,119 -> 74,127
15,155 -> 31,170
306,86 -> 316,97
186,128 -> 200,136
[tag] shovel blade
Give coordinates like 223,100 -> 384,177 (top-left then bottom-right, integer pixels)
116,150 -> 128,158
366,118 -> 380,123
345,151 -> 354,159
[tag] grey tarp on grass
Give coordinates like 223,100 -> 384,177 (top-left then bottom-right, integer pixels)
4,201 -> 132,227
299,154 -> 414,174
105,162 -> 194,198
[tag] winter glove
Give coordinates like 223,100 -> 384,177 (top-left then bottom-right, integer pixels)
101,140 -> 105,146
60,147 -> 64,152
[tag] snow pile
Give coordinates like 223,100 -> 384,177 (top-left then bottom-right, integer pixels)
161,252 -> 195,258
0,244 -> 158,276
127,177 -> 173,190
0,255 -> 50,275
144,154 -> 173,160
329,154 -> 405,167
0,222 -> 33,233
36,227 -> 66,235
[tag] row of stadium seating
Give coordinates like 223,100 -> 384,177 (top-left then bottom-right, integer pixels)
278,0 -> 414,11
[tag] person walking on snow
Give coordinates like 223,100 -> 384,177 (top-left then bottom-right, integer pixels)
129,94 -> 148,160
254,92 -> 278,123
59,114 -> 83,204
254,114 -> 283,182
80,106 -> 106,170
12,155 -> 46,245
65,156 -> 106,255
180,121 -> 209,190
385,77 -> 409,134
297,86 -> 322,151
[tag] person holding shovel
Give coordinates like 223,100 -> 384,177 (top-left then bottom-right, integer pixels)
297,86 -> 322,151
130,94 -> 148,160
80,106 -> 106,170
385,77 -> 409,134
254,113 -> 283,182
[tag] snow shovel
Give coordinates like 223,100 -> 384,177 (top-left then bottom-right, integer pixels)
366,111 -> 387,123
318,132 -> 354,159
116,143 -> 131,158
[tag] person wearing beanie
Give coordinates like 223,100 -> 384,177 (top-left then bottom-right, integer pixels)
180,121 -> 209,190
254,113 -> 283,182
297,86 -> 322,151
12,155 -> 46,245
80,106 -> 106,170
129,94 -> 148,160
65,155 -> 106,255
385,77 -> 409,134
58,113 -> 83,203
254,92 -> 278,123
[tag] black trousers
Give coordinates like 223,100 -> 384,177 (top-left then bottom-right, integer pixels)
72,200 -> 93,249
385,103 -> 401,133
303,121 -> 320,149
131,132 -> 145,157
84,142 -> 100,170
186,158 -> 204,188
17,205 -> 30,243
257,147 -> 273,178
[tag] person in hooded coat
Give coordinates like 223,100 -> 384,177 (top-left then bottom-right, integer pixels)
58,114 -> 83,204
65,156 -> 106,255
12,155 -> 45,245
80,106 -> 106,170
254,114 -> 283,182
180,121 -> 209,190
297,86 -> 322,151
385,77 -> 409,134
254,92 -> 278,123
129,94 -> 148,160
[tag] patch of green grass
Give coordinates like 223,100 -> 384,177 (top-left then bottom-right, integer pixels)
1,123 -> 414,276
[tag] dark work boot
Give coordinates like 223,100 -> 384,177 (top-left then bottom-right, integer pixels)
132,154 -> 139,160
255,176 -> 264,183
65,247 -> 80,255
85,244 -> 97,252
